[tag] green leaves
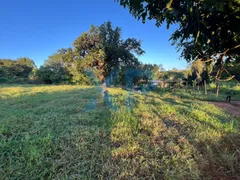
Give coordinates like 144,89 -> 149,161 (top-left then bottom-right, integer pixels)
117,0 -> 240,80
0,58 -> 35,79
141,12 -> 147,23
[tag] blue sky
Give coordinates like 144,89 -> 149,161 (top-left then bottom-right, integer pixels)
0,0 -> 187,70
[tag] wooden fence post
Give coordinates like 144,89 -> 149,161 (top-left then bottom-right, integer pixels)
216,80 -> 219,97
204,80 -> 207,95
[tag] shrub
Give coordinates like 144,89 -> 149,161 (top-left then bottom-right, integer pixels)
0,77 -> 9,84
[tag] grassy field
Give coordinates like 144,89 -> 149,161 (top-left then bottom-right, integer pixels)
172,82 -> 240,102
0,85 -> 240,179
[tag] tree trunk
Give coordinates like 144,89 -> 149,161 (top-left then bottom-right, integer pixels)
204,80 -> 207,95
216,80 -> 219,97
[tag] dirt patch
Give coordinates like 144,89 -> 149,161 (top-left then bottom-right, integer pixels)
209,101 -> 240,117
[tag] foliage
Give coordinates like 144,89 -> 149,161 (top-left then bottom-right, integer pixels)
161,69 -> 186,80
0,58 -> 36,79
220,61 -> 240,82
71,25 -> 105,83
39,21 -> 144,85
28,68 -> 39,80
37,65 -> 70,84
118,0 -> 240,79
140,63 -> 161,80
17,57 -> 36,69
0,77 -> 9,84
99,21 -> 144,77
186,60 -> 213,85
106,63 -> 163,86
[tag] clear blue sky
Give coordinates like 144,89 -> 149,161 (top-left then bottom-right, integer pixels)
0,0 -> 187,70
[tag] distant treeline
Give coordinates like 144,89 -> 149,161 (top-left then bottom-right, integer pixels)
1,21 -> 239,86
1,55 -> 239,86
0,57 -> 38,84
0,22 -> 164,85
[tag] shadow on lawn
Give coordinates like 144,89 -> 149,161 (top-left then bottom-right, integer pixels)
196,131 -> 240,179
116,91 -> 240,179
1,87 -> 240,179
149,92 -> 236,126
0,87 -> 117,179
146,92 -> 240,179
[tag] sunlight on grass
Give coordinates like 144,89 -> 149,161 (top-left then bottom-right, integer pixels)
0,85 -> 92,99
0,85 -> 111,179
0,85 -> 239,179
107,88 -> 240,179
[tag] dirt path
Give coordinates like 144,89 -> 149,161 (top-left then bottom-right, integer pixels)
209,101 -> 240,117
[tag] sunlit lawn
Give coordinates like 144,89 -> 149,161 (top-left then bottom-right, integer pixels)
0,85 -> 239,179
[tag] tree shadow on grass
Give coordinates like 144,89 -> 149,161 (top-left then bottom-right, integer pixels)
0,86 -> 116,179
121,91 -> 240,179
147,91 -> 236,129
195,131 -> 240,179
2,86 -> 239,179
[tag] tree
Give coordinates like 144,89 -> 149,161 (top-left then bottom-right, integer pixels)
72,21 -> 145,84
162,69 -> 186,81
187,60 -> 213,90
117,0 -> 240,80
44,52 -> 65,67
73,26 -> 105,83
99,21 -> 144,78
222,61 -> 240,82
28,68 -> 39,80
37,65 -> 69,84
38,53 -> 70,84
0,58 -> 36,79
39,22 -> 144,85
17,57 -> 36,69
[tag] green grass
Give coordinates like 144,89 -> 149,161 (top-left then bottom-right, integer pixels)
1,85 -> 240,179
165,82 -> 240,102
0,85 -> 111,179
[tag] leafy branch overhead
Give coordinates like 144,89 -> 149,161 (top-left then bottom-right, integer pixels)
117,0 -> 240,80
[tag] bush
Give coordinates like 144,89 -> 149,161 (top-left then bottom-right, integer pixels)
0,77 -> 43,85
0,77 -> 9,84
37,65 -> 70,85
7,78 -> 28,84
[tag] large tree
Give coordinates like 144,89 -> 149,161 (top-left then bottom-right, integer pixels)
72,21 -> 144,84
72,25 -> 106,83
73,22 -> 145,80
99,21 -> 144,77
0,58 -> 36,78
117,0 -> 240,80
42,22 -> 145,85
